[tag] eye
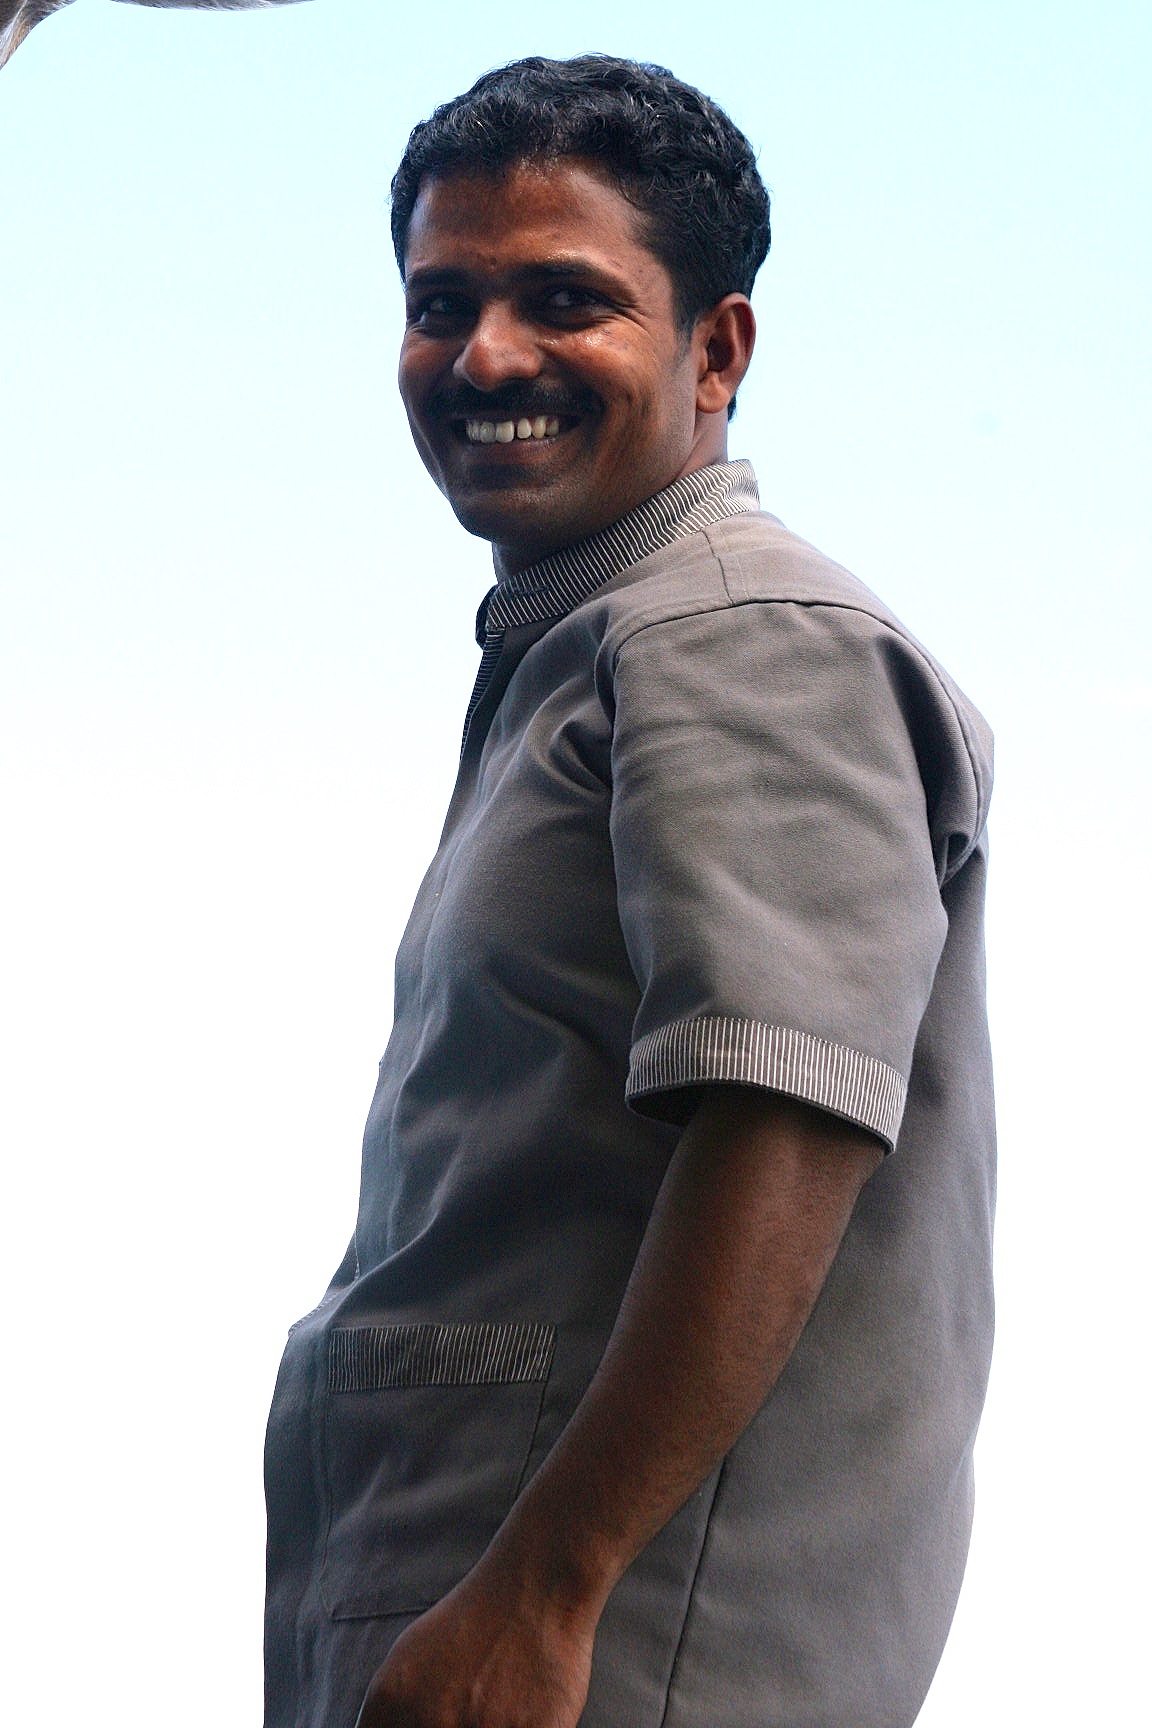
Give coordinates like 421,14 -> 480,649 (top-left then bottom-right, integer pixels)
406,292 -> 473,331
536,285 -> 609,321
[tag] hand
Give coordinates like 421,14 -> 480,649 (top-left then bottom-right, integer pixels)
353,1550 -> 596,1728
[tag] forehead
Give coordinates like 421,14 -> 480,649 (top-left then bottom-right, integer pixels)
403,157 -> 665,284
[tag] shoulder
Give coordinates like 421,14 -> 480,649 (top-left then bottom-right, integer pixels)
588,510 -> 994,880
596,509 -> 918,648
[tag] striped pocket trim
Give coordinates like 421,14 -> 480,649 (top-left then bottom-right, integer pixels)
627,1015 -> 907,1149
328,1321 -> 556,1393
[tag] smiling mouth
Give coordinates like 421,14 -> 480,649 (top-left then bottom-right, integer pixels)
459,414 -> 564,445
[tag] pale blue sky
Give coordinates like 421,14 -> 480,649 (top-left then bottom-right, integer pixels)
2,3 -> 1149,1722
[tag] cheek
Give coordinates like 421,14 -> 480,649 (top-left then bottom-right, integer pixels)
398,337 -> 443,408
397,354 -> 422,412
586,359 -> 664,430
566,331 -> 655,404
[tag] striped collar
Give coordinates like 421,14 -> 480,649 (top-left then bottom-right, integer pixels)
475,460 -> 759,645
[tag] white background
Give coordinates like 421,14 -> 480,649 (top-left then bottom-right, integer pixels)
1,2 -> 1149,1721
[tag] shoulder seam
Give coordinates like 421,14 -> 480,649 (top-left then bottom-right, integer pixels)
607,578 -> 991,867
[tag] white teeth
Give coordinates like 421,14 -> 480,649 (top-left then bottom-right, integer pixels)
463,416 -> 565,444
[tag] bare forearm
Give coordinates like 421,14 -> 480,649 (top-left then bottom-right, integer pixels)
490,1089 -> 883,1619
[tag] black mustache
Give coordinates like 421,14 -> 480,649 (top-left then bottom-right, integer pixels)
433,382 -> 592,420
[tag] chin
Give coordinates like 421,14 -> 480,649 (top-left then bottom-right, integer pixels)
448,490 -> 570,561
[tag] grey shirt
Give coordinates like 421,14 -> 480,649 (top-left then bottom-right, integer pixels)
264,462 -> 996,1728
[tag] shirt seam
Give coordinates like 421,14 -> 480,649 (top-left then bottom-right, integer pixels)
709,523 -> 991,850
656,1459 -> 729,1728
627,1014 -> 907,1151
608,585 -> 989,873
483,463 -> 759,632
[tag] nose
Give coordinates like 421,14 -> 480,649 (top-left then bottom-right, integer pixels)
453,301 -> 542,393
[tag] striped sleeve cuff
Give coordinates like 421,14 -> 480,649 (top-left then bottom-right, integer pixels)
626,1016 -> 907,1149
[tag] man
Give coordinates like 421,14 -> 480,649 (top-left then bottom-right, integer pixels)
264,55 -> 996,1728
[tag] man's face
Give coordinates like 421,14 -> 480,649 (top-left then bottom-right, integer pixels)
398,158 -> 715,571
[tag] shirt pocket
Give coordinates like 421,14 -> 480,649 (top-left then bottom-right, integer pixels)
320,1320 -> 556,1619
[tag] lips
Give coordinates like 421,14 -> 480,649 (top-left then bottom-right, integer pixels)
435,380 -> 591,451
462,414 -> 563,445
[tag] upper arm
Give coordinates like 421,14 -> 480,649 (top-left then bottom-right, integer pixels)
607,599 -> 981,1151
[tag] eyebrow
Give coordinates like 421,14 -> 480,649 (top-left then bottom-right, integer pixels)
404,258 -> 630,295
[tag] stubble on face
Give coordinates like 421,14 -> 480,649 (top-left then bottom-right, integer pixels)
397,159 -> 717,571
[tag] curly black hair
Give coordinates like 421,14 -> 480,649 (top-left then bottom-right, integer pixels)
390,54 -> 771,333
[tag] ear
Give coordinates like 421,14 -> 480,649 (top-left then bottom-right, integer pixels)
694,294 -> 757,417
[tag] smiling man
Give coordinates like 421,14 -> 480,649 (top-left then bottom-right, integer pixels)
263,56 -> 996,1728
397,158 -> 748,566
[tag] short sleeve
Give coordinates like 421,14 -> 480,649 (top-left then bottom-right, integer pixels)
608,598 -> 986,1149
